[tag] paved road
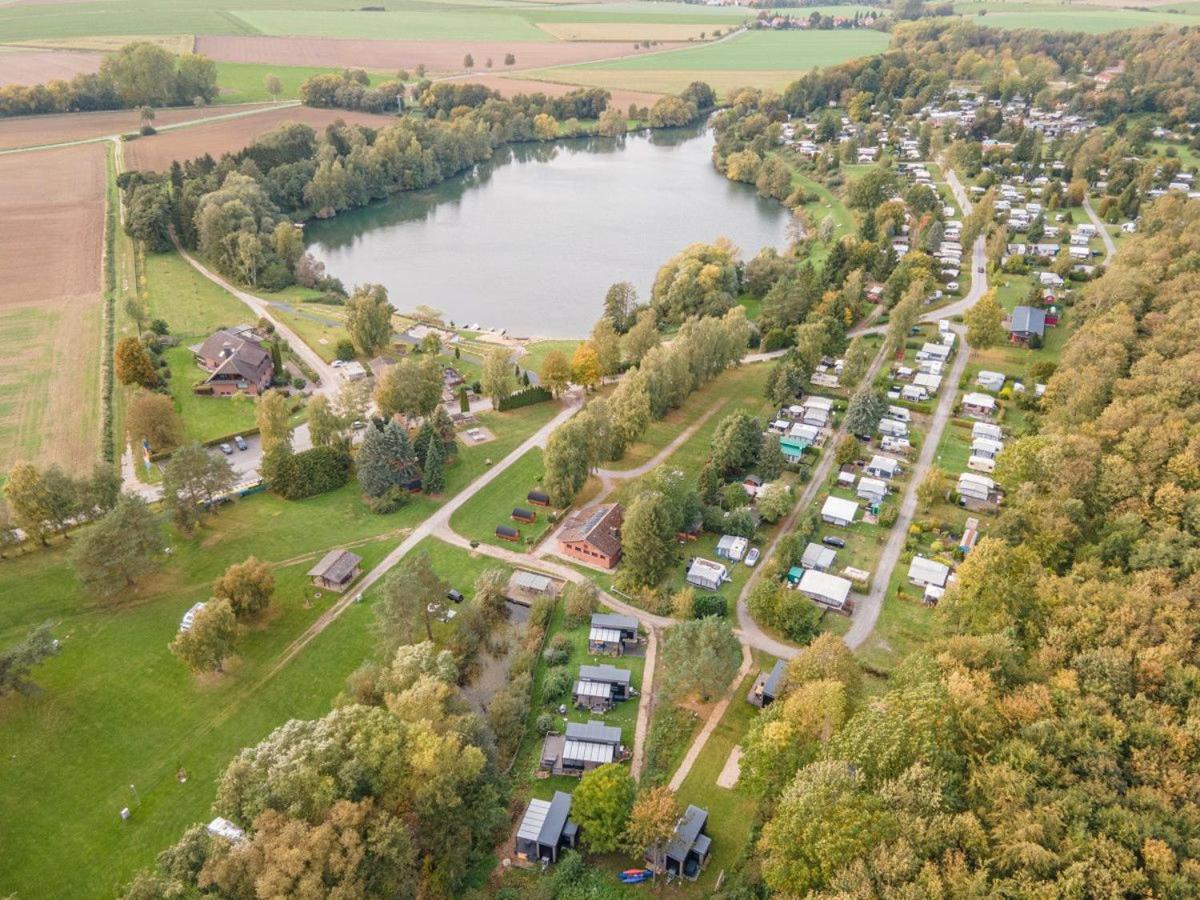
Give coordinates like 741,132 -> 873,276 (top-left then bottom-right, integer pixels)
732,340 -> 893,659
175,242 -> 342,395
842,323 -> 972,648
845,167 -> 986,648
1084,195 -> 1117,265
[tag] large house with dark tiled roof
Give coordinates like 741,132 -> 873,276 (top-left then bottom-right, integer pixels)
193,326 -> 274,396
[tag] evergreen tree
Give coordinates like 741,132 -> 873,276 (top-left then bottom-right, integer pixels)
844,387 -> 887,436
70,494 -> 160,596
619,492 -> 675,589
356,425 -> 395,499
422,433 -> 445,493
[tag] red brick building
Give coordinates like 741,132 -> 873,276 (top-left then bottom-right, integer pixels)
557,503 -> 624,569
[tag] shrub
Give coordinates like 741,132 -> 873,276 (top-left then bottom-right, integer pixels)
693,593 -> 727,618
335,339 -> 356,361
543,645 -> 569,666
542,665 -> 572,702
536,712 -> 557,735
497,385 -> 552,411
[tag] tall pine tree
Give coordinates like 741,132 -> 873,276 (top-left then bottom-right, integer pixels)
423,433 -> 445,493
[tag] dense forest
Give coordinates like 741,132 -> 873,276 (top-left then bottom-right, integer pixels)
728,196 -> 1200,897
779,19 -> 1200,123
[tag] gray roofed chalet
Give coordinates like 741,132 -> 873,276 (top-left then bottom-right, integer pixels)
307,549 -> 363,592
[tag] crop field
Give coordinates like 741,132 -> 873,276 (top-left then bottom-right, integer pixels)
527,28 -> 890,96
468,72 -> 665,111
0,141 -> 106,474
121,105 -> 395,171
534,21 -> 720,41
0,102 -> 277,151
212,61 -> 392,104
0,46 -> 101,85
579,29 -> 890,71
953,0 -> 1200,30
7,33 -> 196,54
196,33 -> 685,74
231,9 -> 556,42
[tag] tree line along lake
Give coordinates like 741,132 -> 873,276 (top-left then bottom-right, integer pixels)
302,124 -> 790,338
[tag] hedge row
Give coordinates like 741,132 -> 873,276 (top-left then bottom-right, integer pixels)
497,386 -> 552,411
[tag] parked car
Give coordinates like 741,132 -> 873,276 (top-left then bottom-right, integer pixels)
745,548 -> 760,567
219,443 -> 233,455
822,535 -> 846,548
351,420 -> 367,430
233,435 -> 247,451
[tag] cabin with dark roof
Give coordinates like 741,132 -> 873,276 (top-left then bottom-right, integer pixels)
515,791 -> 578,864
588,612 -> 639,655
527,489 -> 550,507
496,525 -> 520,542
511,507 -> 537,524
572,663 -> 632,711
647,805 -> 711,879
561,720 -> 622,774
749,659 -> 788,708
557,503 -> 623,568
307,549 -> 362,592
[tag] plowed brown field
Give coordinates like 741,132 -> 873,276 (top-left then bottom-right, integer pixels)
0,102 -> 277,151
195,35 -> 686,73
121,105 -> 398,170
0,48 -> 103,86
466,73 -> 663,111
0,141 -> 106,472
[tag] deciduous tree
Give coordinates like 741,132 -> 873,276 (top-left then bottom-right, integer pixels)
626,787 -> 680,874
344,283 -> 394,356
0,623 -> 60,696
659,616 -> 741,702
162,442 -> 236,532
539,348 -> 571,397
481,347 -> 515,408
212,556 -> 275,621
375,551 -> 447,650
573,764 -> 635,854
964,288 -> 1005,348
170,598 -> 239,673
115,337 -> 159,388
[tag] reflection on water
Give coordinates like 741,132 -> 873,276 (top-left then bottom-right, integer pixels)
304,124 -> 789,337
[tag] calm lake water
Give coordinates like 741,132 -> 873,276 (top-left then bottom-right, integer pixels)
303,125 -> 789,337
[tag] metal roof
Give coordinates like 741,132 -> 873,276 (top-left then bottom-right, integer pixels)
589,625 -> 622,644
563,739 -> 616,766
513,570 -> 552,593
798,569 -> 853,608
763,659 -> 788,700
517,791 -> 572,847
566,720 -> 621,745
821,496 -> 859,522
591,612 -> 638,633
802,543 -> 835,570
1010,305 -> 1046,336
908,555 -> 950,587
573,680 -> 612,699
579,664 -> 631,686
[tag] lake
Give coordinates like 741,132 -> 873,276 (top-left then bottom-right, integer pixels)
303,125 -> 790,338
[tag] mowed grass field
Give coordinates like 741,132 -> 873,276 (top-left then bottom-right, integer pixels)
529,29 -> 889,97
953,1 -> 1200,31
213,61 -> 393,104
0,141 -> 107,475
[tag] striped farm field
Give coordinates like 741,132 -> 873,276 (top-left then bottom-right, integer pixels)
578,28 -> 890,70
521,65 -> 809,97
534,21 -> 721,41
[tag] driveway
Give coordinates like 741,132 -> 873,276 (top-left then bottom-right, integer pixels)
1084,196 -> 1117,265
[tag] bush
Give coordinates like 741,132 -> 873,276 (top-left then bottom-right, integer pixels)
542,665 -> 572,702
139,124 -> 156,136
543,645 -> 569,666
536,712 -> 557,735
335,339 -> 356,361
693,593 -> 727,618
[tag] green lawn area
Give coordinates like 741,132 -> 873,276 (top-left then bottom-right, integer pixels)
675,667 -> 762,893
578,29 -> 889,71
952,1 -> 1200,32
142,250 -> 250,340
606,361 -> 773,473
267,299 -> 348,363
214,61 -> 394,105
520,338 -> 580,378
449,447 -> 559,548
161,345 -> 260,445
0,482 -> 432,899
0,385 -> 563,897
